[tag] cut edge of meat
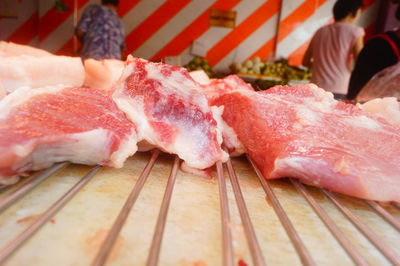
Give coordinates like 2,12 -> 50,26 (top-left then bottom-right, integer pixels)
0,55 -> 85,94
0,41 -> 53,57
210,105 -> 244,156
0,85 -> 138,185
213,85 -> 400,203
113,56 -> 228,169
357,97 -> 400,125
180,161 -> 213,178
110,130 -> 138,168
0,85 -> 66,118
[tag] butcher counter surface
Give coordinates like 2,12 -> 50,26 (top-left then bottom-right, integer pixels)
0,152 -> 399,266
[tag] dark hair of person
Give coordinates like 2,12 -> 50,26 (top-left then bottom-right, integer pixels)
101,0 -> 119,7
396,4 -> 400,20
333,0 -> 364,21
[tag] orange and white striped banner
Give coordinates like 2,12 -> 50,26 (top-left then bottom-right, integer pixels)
1,0 -> 381,70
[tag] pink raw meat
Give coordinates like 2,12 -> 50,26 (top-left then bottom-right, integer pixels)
213,84 -> 400,202
0,41 -> 52,57
0,55 -> 85,93
84,59 -> 125,90
199,75 -> 254,156
189,70 -> 211,85
113,56 -> 227,169
200,74 -> 254,102
0,81 -> 6,100
358,97 -> 400,125
357,63 -> 400,102
0,86 -> 137,185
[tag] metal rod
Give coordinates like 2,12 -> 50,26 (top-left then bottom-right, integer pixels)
225,157 -> 266,266
323,190 -> 400,265
0,165 -> 101,264
246,156 -> 315,266
0,162 -> 69,213
92,150 -> 160,266
216,161 -> 234,266
365,201 -> 400,232
291,180 -> 368,266
147,155 -> 180,266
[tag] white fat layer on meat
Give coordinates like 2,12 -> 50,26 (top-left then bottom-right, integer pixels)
167,127 -> 214,169
358,97 -> 400,125
0,85 -> 67,120
308,99 -> 335,113
210,106 -> 225,146
110,131 -> 138,168
0,55 -> 84,93
145,63 -> 195,95
0,175 -> 20,186
207,106 -> 229,162
343,115 -> 381,130
113,93 -> 154,143
189,70 -> 211,85
0,64 -> 29,93
13,129 -> 112,174
13,144 -> 33,158
216,111 -> 245,157
224,122 -> 245,157
273,157 -> 323,186
144,60 -> 210,113
294,105 -> 320,126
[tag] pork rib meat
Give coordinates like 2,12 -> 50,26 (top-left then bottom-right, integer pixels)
198,74 -> 254,156
213,84 -> 400,202
113,57 -> 227,169
0,86 -> 137,185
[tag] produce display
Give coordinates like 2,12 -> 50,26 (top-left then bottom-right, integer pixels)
229,57 -> 312,90
184,56 -> 215,78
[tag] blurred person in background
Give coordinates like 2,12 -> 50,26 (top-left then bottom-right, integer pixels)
302,0 -> 364,99
347,0 -> 400,100
75,0 -> 125,60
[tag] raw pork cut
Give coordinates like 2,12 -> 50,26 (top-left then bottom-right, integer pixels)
357,63 -> 400,102
196,74 -> 254,156
358,97 -> 400,125
113,57 -> 227,169
0,55 -> 85,93
83,59 -> 125,90
0,81 -> 6,99
0,86 -> 137,185
213,84 -> 400,202
0,41 -> 52,57
189,70 -> 211,85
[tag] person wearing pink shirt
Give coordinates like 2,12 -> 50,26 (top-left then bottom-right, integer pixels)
302,0 -> 364,99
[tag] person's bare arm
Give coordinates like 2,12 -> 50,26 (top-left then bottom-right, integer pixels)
348,35 -> 364,71
302,43 -> 313,68
75,28 -> 85,42
352,35 -> 364,61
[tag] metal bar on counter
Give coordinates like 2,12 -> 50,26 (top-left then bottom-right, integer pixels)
225,157 -> 266,266
0,162 -> 69,213
146,155 -> 180,266
92,150 -> 160,266
291,180 -> 368,266
323,190 -> 400,265
246,155 -> 315,266
216,161 -> 234,266
365,201 -> 400,232
0,165 -> 101,264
